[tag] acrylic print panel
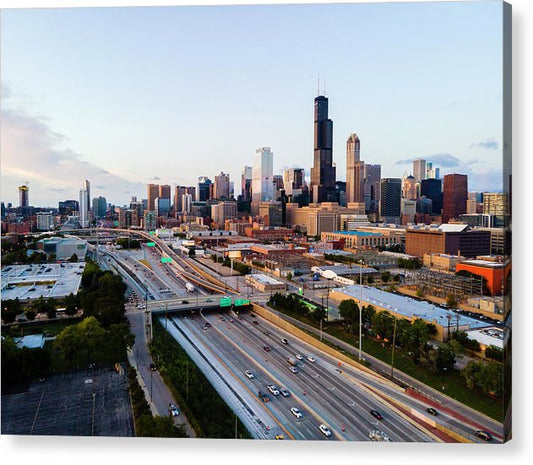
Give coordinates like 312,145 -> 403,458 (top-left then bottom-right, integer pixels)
0,0 -> 511,446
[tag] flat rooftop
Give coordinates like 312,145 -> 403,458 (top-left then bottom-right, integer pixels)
313,265 -> 377,276
1,262 -> 86,301
460,259 -> 508,268
331,231 -> 381,236
333,285 -> 489,330
247,273 -> 284,285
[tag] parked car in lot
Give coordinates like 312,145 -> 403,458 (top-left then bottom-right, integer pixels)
168,403 -> 179,416
475,430 -> 493,441
426,407 -> 438,416
244,370 -> 254,379
290,407 -> 302,419
267,384 -> 280,396
370,409 -> 383,420
319,424 -> 332,437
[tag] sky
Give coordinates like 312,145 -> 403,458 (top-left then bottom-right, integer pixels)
0,0 -> 506,207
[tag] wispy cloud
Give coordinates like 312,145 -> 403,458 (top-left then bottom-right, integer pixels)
469,139 -> 499,150
395,153 -> 462,168
0,107 -> 144,205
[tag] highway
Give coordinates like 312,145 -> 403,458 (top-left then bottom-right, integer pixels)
86,231 -> 502,442
165,309 -> 436,442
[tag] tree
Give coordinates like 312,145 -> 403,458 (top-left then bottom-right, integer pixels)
188,247 -> 196,257
462,361 -> 482,390
416,288 -> 424,298
446,293 -> 458,308
485,345 -> 503,362
25,309 -> 37,321
46,307 -> 57,319
78,317 -> 106,361
47,253 -> 57,262
106,323 -> 135,357
286,272 -> 293,282
393,274 -> 401,283
339,300 -> 360,335
421,345 -> 456,374
475,361 -> 503,397
381,271 -> 391,283
2,298 -> 22,323
54,325 -> 84,363
367,275 -> 374,285
64,292 -> 78,316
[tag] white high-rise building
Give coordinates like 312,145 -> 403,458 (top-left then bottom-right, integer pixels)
79,188 -> 89,228
346,134 -> 364,204
252,147 -> 274,203
413,158 -> 427,182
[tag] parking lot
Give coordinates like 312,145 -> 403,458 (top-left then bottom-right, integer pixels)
1,367 -> 134,437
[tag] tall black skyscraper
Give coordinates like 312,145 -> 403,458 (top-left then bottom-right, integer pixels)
310,95 -> 336,203
380,178 -> 402,220
420,178 -> 443,215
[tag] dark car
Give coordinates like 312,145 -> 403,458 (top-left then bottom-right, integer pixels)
253,320 -> 259,325
370,409 -> 383,420
149,363 -> 157,371
426,407 -> 438,416
263,346 -> 271,352
475,430 -> 493,441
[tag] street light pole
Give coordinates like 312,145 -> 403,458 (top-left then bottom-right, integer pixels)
390,316 -> 397,380
359,259 -> 364,360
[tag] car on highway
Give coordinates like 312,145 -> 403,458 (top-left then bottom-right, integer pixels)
264,330 -> 270,335
426,407 -> 438,416
258,391 -> 270,402
475,430 -> 493,441
275,435 -> 285,440
267,385 -> 280,396
149,363 -> 157,371
168,403 -> 179,416
370,409 -> 383,420
290,407 -> 302,419
253,320 -> 259,325
295,354 -> 303,360
229,318 -> 235,323
280,388 -> 290,397
307,356 -> 316,363
202,325 -> 209,331
205,322 -> 212,327
263,346 -> 271,352
244,370 -> 255,379
319,424 -> 332,437
289,366 -> 298,374
220,316 -> 226,321
280,338 -> 288,344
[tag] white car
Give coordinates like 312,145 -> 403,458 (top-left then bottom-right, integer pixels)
307,356 -> 316,363
289,366 -> 298,374
280,388 -> 290,397
319,424 -> 332,437
291,407 -> 302,419
168,403 -> 180,417
244,370 -> 255,379
267,384 -> 280,396
295,354 -> 303,360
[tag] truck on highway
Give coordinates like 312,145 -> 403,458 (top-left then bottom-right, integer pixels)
185,282 -> 195,293
287,356 -> 298,366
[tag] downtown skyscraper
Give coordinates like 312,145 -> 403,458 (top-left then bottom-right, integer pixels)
442,173 -> 468,223
310,95 -> 336,204
345,133 -> 364,204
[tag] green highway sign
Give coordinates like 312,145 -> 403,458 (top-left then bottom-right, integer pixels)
234,299 -> 250,307
160,257 -> 172,263
146,242 -> 156,247
149,231 -> 155,235
220,297 -> 232,307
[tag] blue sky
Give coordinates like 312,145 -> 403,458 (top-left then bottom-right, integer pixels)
1,1 -> 505,207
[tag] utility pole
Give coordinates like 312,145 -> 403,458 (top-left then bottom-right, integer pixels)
390,316 -> 397,380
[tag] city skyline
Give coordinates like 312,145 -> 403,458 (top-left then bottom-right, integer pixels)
1,1 -> 505,207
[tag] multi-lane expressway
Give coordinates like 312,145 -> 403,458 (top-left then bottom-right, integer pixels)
86,231 -> 502,442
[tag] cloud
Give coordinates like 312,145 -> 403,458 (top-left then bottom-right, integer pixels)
151,176 -> 161,180
470,139 -> 499,150
0,107 -> 144,206
395,153 -> 462,168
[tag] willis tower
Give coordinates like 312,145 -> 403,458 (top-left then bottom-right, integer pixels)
310,94 -> 336,203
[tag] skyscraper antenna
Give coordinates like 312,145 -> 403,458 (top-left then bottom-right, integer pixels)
317,75 -> 320,96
